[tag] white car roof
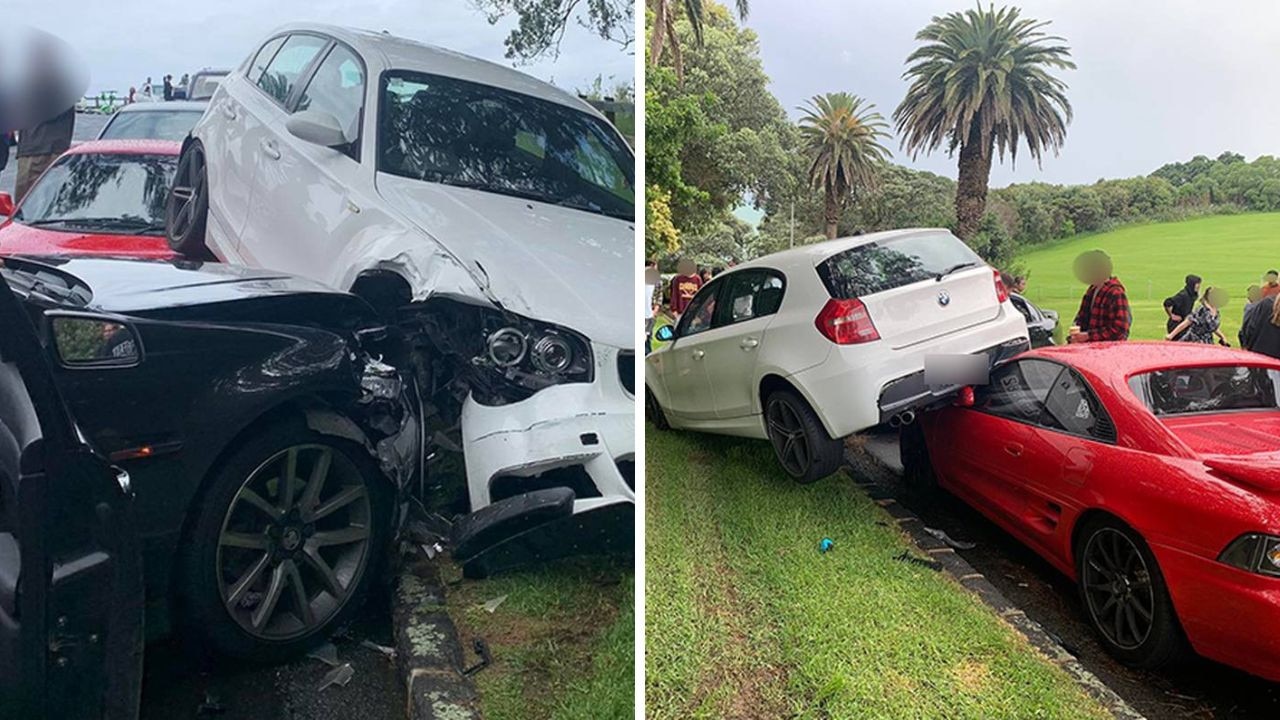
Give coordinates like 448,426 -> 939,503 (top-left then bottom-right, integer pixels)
735,228 -> 955,272
263,22 -> 602,117
116,100 -> 207,113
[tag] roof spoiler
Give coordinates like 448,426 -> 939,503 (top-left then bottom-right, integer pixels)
1204,455 -> 1280,493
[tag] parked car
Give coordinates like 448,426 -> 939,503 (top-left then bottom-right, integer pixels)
0,254 -> 414,661
0,140 -> 179,259
166,23 -> 635,530
0,265 -> 143,718
97,100 -> 207,141
645,229 -> 1029,482
904,343 -> 1280,682
187,68 -> 230,101
1010,292 -> 1058,347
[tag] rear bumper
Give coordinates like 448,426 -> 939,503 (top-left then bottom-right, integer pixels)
1154,542 -> 1280,682
460,344 -> 635,514
788,310 -> 1027,438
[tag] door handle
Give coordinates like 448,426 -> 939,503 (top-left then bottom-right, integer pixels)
1004,443 -> 1023,458
221,103 -> 237,120
260,139 -> 281,160
692,349 -> 705,360
739,337 -> 759,350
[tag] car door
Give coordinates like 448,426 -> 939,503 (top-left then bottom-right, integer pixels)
227,32 -> 330,263
658,280 -> 722,422
698,269 -> 785,420
0,274 -> 143,719
241,40 -> 371,285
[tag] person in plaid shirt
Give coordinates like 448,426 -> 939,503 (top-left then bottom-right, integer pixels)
1069,250 -> 1131,343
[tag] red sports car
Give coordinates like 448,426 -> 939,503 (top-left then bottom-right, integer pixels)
0,139 -> 181,259
905,342 -> 1280,682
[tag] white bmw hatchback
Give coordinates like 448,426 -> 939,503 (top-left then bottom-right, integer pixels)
168,23 -> 635,521
645,229 -> 1029,482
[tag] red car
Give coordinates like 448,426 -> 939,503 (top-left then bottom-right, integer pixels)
905,342 -> 1280,682
0,139 -> 180,259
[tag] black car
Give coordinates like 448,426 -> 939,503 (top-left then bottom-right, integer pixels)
0,256 -> 414,665
1010,292 -> 1058,348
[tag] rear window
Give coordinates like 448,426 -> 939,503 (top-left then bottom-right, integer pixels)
1129,366 -> 1280,416
816,231 -> 983,299
100,109 -> 202,141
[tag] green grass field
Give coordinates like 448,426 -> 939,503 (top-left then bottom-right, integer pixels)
645,428 -> 1110,720
1016,212 -> 1280,342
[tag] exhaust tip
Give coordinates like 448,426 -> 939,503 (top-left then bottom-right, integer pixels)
888,414 -> 901,428
901,410 -> 916,426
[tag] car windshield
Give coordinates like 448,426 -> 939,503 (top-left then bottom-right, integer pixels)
101,109 -> 203,141
378,71 -> 634,222
1129,365 -> 1280,416
189,74 -> 225,100
817,232 -> 984,299
14,153 -> 176,235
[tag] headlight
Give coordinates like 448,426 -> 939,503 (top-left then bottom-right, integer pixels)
530,333 -> 573,374
487,327 -> 527,367
473,310 -> 594,401
1218,533 -> 1280,577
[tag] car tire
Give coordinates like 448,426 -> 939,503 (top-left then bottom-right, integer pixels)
899,421 -> 939,495
1075,516 -> 1188,670
764,389 -> 842,484
646,386 -> 671,430
166,140 -> 213,259
179,421 -> 391,662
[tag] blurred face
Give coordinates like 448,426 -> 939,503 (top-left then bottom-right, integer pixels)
1268,273 -> 1279,285
1073,252 -> 1111,286
1248,286 -> 1263,303
1206,287 -> 1229,308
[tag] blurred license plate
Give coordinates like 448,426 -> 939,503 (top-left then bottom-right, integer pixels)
924,354 -> 989,388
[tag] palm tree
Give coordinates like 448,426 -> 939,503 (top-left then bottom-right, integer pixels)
648,0 -> 749,78
894,4 -> 1074,241
798,93 -> 892,240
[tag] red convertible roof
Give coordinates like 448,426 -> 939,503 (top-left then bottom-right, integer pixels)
1024,341 -> 1280,377
63,139 -> 181,157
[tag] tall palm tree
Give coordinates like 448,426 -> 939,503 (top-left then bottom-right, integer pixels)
648,0 -> 749,78
798,93 -> 892,240
894,4 -> 1074,241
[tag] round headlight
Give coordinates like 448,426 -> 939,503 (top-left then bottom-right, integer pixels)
487,327 -> 527,367
531,333 -> 573,374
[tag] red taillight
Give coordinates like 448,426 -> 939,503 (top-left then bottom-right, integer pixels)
815,297 -> 880,344
955,386 -> 975,407
993,269 -> 1009,303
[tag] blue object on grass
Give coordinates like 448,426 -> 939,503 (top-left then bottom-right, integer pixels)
819,538 -> 835,553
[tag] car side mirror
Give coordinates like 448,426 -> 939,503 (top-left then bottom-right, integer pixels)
654,324 -> 675,342
286,109 -> 349,148
0,193 -> 13,218
49,314 -> 143,368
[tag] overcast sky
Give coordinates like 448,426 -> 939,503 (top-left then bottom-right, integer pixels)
746,0 -> 1280,186
11,0 -> 634,99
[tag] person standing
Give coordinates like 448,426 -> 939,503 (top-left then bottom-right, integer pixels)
142,77 -> 153,100
176,73 -> 190,100
1263,270 -> 1280,299
669,259 -> 702,317
1068,250 -> 1131,343
15,106 -> 74,200
1241,284 -> 1263,346
1162,274 -> 1201,338
1166,287 -> 1228,346
162,75 -> 174,101
1241,292 -> 1280,359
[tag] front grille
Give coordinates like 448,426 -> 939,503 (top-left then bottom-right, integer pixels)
617,351 -> 635,395
490,465 -> 600,502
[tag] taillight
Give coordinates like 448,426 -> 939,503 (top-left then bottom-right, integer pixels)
993,269 -> 1009,303
815,298 -> 880,344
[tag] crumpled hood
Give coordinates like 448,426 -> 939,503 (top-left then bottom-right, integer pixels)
375,174 -> 634,350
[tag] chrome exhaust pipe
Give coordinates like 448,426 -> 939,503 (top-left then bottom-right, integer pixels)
900,410 -> 916,426
888,414 -> 902,428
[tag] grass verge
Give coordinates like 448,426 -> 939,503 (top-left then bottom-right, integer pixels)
443,558 -> 633,720
645,427 -> 1112,720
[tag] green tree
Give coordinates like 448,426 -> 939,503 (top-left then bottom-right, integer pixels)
647,0 -> 749,78
798,93 -> 891,239
472,0 -> 634,61
894,4 -> 1074,241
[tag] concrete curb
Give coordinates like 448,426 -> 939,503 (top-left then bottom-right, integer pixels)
848,444 -> 1146,720
393,555 -> 482,720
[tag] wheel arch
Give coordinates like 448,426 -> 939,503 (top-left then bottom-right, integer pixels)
1069,507 -> 1143,578
349,269 -> 413,321
758,372 -> 838,438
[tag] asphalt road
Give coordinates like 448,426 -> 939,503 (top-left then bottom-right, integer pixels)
854,430 -> 1280,720
0,112 -> 109,196
139,584 -> 404,720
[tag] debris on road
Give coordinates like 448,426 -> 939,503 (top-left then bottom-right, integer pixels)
482,595 -> 508,613
923,526 -> 976,550
306,643 -> 341,668
318,663 -> 355,691
461,639 -> 492,677
818,538 -> 835,553
893,550 -> 943,572
359,639 -> 397,661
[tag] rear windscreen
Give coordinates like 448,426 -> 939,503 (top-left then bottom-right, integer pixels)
1129,366 -> 1280,416
816,232 -> 983,299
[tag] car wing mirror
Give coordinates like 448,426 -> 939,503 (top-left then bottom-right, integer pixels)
654,324 -> 675,342
0,192 -> 13,218
285,109 -> 349,149
48,313 -> 143,369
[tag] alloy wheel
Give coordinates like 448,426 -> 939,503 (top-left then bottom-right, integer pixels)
766,398 -> 811,477
215,444 -> 373,641
169,144 -> 206,239
1082,528 -> 1155,650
